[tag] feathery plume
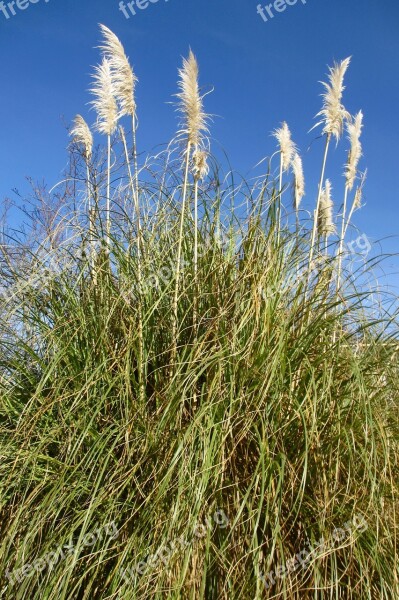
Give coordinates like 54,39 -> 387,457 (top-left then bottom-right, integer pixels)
89,58 -> 118,136
292,151 -> 305,210
354,169 -> 367,209
99,24 -> 137,118
176,50 -> 208,148
318,179 -> 336,237
192,149 -> 209,181
273,122 -> 296,171
345,110 -> 363,190
353,186 -> 362,209
70,115 -> 93,161
314,57 -> 351,142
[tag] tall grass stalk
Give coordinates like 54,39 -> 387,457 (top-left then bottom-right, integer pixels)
308,132 -> 331,279
273,122 -> 295,246
89,58 -> 119,253
336,111 -> 364,294
69,115 -> 95,272
172,140 -> 191,366
120,125 -> 145,403
344,172 -> 366,240
292,151 -> 305,235
172,50 -> 208,367
308,57 -> 351,283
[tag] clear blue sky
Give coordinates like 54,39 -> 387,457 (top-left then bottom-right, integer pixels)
0,0 -> 398,287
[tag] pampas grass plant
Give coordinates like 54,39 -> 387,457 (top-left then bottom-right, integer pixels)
99,23 -> 139,199
97,24 -> 145,403
0,28 -> 398,600
172,49 -> 209,366
273,121 -> 296,242
89,57 -> 119,253
69,115 -> 95,270
308,57 -> 351,278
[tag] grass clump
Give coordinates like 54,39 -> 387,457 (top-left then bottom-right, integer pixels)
0,26 -> 398,600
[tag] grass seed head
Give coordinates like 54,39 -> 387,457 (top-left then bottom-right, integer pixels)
192,149 -> 209,181
318,179 -> 336,237
345,110 -> 363,190
315,57 -> 351,142
292,151 -> 305,211
89,58 -> 119,136
273,121 -> 296,171
176,50 -> 209,149
99,24 -> 137,119
69,115 -> 93,161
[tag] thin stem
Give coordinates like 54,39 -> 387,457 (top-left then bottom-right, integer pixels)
91,173 -> 99,286
171,142 -> 192,367
307,133 -> 331,282
295,205 -> 300,248
132,115 -> 140,236
193,176 -> 199,408
86,163 -> 95,275
106,134 -> 111,255
336,184 -> 349,294
194,177 -> 199,333
343,197 -> 358,240
276,156 -> 283,246
120,126 -> 145,404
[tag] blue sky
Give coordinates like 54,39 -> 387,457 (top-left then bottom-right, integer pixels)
0,0 -> 398,287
